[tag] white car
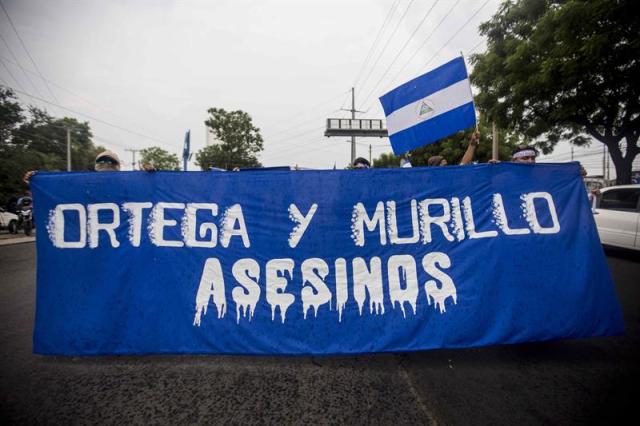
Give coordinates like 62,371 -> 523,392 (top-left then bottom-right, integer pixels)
0,207 -> 19,234
593,184 -> 640,251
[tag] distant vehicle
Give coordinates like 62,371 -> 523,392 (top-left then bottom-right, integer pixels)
583,176 -> 613,192
16,196 -> 34,236
0,207 -> 19,234
593,184 -> 640,251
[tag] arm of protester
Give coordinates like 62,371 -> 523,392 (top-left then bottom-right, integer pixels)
23,170 -> 37,184
460,130 -> 480,165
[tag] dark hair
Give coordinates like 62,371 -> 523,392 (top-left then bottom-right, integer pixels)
353,157 -> 370,167
427,155 -> 444,166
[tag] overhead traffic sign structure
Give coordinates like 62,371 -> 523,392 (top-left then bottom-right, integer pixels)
324,118 -> 388,138
324,88 -> 389,165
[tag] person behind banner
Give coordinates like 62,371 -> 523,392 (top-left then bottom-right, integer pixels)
427,130 -> 480,167
93,150 -> 122,171
23,150 -> 155,184
511,145 -> 539,164
352,157 -> 371,169
581,164 -> 600,207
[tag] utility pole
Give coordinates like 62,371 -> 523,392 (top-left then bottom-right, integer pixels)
66,127 -> 71,171
324,88 -> 385,160
369,144 -> 372,165
492,122 -> 499,161
125,148 -> 140,171
602,144 -> 606,178
351,87 -> 356,165
571,146 -> 574,161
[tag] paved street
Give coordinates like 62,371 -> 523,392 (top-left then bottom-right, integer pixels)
1,242 -> 638,425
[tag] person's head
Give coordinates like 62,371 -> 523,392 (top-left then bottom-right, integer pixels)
427,155 -> 447,167
511,145 -> 538,164
580,165 -> 587,178
353,157 -> 370,169
95,150 -> 121,171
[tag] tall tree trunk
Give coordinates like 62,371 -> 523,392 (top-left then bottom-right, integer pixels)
596,134 -> 639,185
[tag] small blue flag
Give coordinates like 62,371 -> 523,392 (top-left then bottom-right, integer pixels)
379,56 -> 476,155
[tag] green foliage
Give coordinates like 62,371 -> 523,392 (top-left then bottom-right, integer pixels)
139,146 -> 180,170
196,108 -> 263,170
373,152 -> 400,168
373,119 -> 517,167
0,87 -> 24,143
0,88 -> 103,206
409,120 -> 517,166
471,0 -> 640,183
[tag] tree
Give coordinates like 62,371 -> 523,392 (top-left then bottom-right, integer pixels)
471,0 -> 640,183
373,152 -> 401,168
196,108 -> 263,170
0,87 -> 24,144
9,111 -> 99,172
139,146 -> 180,170
0,89 -> 103,205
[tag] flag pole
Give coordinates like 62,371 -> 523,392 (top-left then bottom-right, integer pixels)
460,51 -> 479,133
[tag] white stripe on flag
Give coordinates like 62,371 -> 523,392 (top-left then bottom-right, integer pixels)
386,79 -> 473,136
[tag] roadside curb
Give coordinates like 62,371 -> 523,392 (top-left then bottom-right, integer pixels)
0,236 -> 36,246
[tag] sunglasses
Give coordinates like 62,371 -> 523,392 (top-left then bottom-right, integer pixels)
96,157 -> 119,165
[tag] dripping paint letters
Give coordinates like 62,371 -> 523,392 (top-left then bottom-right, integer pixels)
30,163 -> 624,355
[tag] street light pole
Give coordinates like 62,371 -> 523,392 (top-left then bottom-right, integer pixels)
125,148 -> 140,170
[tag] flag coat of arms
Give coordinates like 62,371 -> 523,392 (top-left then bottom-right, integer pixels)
379,56 -> 476,155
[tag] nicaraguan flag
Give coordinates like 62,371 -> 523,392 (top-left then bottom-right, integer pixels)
379,56 -> 476,155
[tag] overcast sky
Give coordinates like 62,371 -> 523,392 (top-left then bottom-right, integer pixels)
1,0 -> 628,175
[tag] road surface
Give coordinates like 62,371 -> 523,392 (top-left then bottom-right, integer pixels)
1,242 -> 637,424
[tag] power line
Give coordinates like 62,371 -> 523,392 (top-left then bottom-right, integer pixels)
0,56 -> 26,92
420,0 -> 492,73
266,125 -> 326,147
466,39 -> 485,55
265,115 -> 331,140
1,83 -> 180,149
542,145 -> 602,160
368,0 -> 463,105
0,31 -> 44,99
263,132 -> 356,161
0,53 -> 178,143
10,126 -> 127,152
264,90 -> 350,139
359,0 -> 442,108
262,138 -> 343,163
263,131 -> 390,164
373,0 -> 492,110
357,0 -> 416,99
352,0 -> 402,88
0,1 -> 59,104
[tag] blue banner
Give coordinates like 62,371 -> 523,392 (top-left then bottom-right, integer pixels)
31,163 -> 623,355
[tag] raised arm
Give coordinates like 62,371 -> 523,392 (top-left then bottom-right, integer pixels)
460,130 -> 480,165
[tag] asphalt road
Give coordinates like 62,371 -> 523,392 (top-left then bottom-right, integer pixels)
1,242 -> 638,425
